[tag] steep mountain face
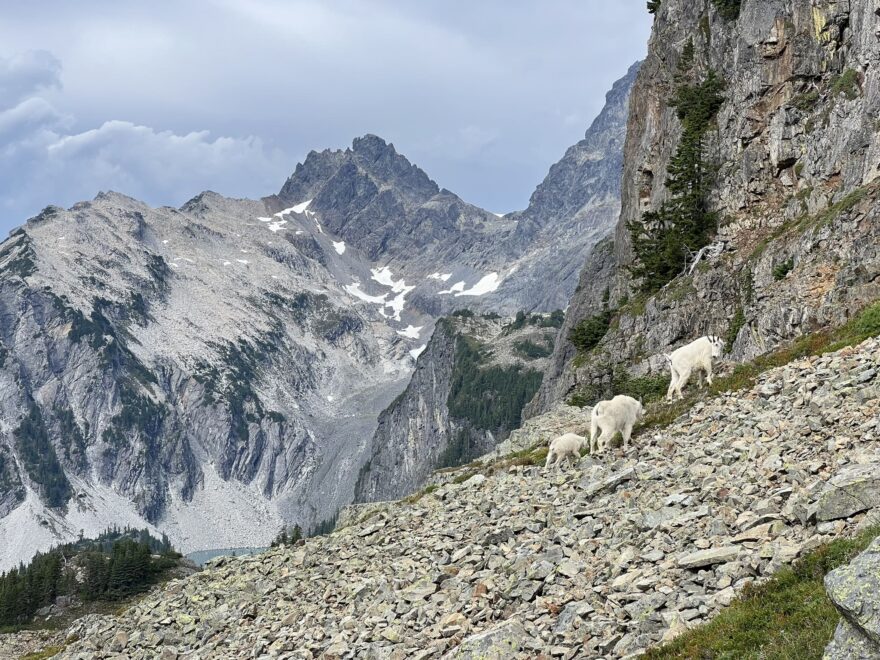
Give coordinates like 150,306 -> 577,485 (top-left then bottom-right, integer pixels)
498,62 -> 639,311
354,313 -> 555,503
531,0 -> 880,414
0,60 -> 635,568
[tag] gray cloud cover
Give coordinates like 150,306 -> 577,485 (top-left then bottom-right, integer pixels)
0,1 -> 650,234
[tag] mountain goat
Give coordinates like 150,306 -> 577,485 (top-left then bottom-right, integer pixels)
545,433 -> 587,469
590,395 -> 645,453
665,335 -> 725,402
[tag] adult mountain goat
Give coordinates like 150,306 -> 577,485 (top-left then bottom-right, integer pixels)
590,395 -> 645,453
665,335 -> 725,401
545,433 -> 587,469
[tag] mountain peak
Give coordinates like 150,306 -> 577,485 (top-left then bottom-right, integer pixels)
351,134 -> 396,159
279,134 -> 439,207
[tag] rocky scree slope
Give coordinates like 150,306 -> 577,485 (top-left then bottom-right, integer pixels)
354,313 -> 556,504
49,335 -> 880,659
530,0 -> 880,416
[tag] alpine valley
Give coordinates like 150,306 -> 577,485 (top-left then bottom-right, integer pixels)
0,64 -> 638,569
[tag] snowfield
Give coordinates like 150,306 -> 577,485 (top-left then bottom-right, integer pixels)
396,325 -> 423,339
455,272 -> 502,296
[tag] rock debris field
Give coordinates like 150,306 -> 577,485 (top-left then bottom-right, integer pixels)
52,337 -> 880,659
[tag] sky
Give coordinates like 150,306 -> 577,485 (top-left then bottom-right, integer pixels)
0,1 -> 651,235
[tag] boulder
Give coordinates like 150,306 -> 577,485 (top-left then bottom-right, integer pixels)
823,536 -> 880,658
816,464 -> 880,521
443,620 -> 528,659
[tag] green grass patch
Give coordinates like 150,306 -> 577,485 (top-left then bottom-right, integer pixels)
21,647 -> 64,660
404,483 -> 439,504
831,68 -> 860,100
750,185 -> 871,262
645,525 -> 880,660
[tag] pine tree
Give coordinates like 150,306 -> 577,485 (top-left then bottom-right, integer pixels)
628,41 -> 725,292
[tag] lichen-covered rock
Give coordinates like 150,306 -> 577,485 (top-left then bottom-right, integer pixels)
442,620 -> 530,659
816,464 -> 880,521
823,536 -> 880,658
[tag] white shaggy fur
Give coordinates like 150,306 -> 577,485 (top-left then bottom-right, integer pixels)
590,395 -> 645,453
545,433 -> 587,469
665,335 -> 725,401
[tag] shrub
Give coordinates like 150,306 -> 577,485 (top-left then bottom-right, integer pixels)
791,90 -> 820,112
772,258 -> 794,280
569,310 -> 612,353
513,338 -> 553,359
831,68 -> 860,100
726,306 -> 746,352
710,0 -> 741,20
613,371 -> 669,404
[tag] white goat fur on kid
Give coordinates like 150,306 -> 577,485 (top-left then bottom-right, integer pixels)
665,335 -> 725,401
589,395 -> 645,453
545,433 -> 587,469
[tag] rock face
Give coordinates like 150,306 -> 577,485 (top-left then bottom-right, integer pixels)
500,61 -> 639,312
43,335 -> 880,659
530,0 -> 880,416
354,314 -> 553,503
824,535 -> 880,659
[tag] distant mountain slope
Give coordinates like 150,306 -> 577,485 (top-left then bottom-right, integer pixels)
0,65 -> 636,568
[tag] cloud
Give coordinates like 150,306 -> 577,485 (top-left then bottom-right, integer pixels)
0,51 -> 290,229
0,3 -> 652,231
0,50 -> 62,103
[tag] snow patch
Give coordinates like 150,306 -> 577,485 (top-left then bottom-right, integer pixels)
455,272 -> 502,297
267,220 -> 287,233
429,272 -> 453,282
332,241 -> 346,255
409,345 -> 427,360
438,281 -> 466,295
236,259 -> 249,264
396,325 -> 423,339
493,212 -> 506,218
344,283 -> 387,305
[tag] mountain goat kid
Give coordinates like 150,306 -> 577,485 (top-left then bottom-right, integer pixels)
590,395 -> 645,453
545,433 -> 587,470
665,335 -> 725,402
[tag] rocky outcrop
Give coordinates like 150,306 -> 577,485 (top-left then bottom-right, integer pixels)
531,0 -> 880,415
355,314 -> 553,503
42,334 -> 880,659
824,535 -> 880,659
